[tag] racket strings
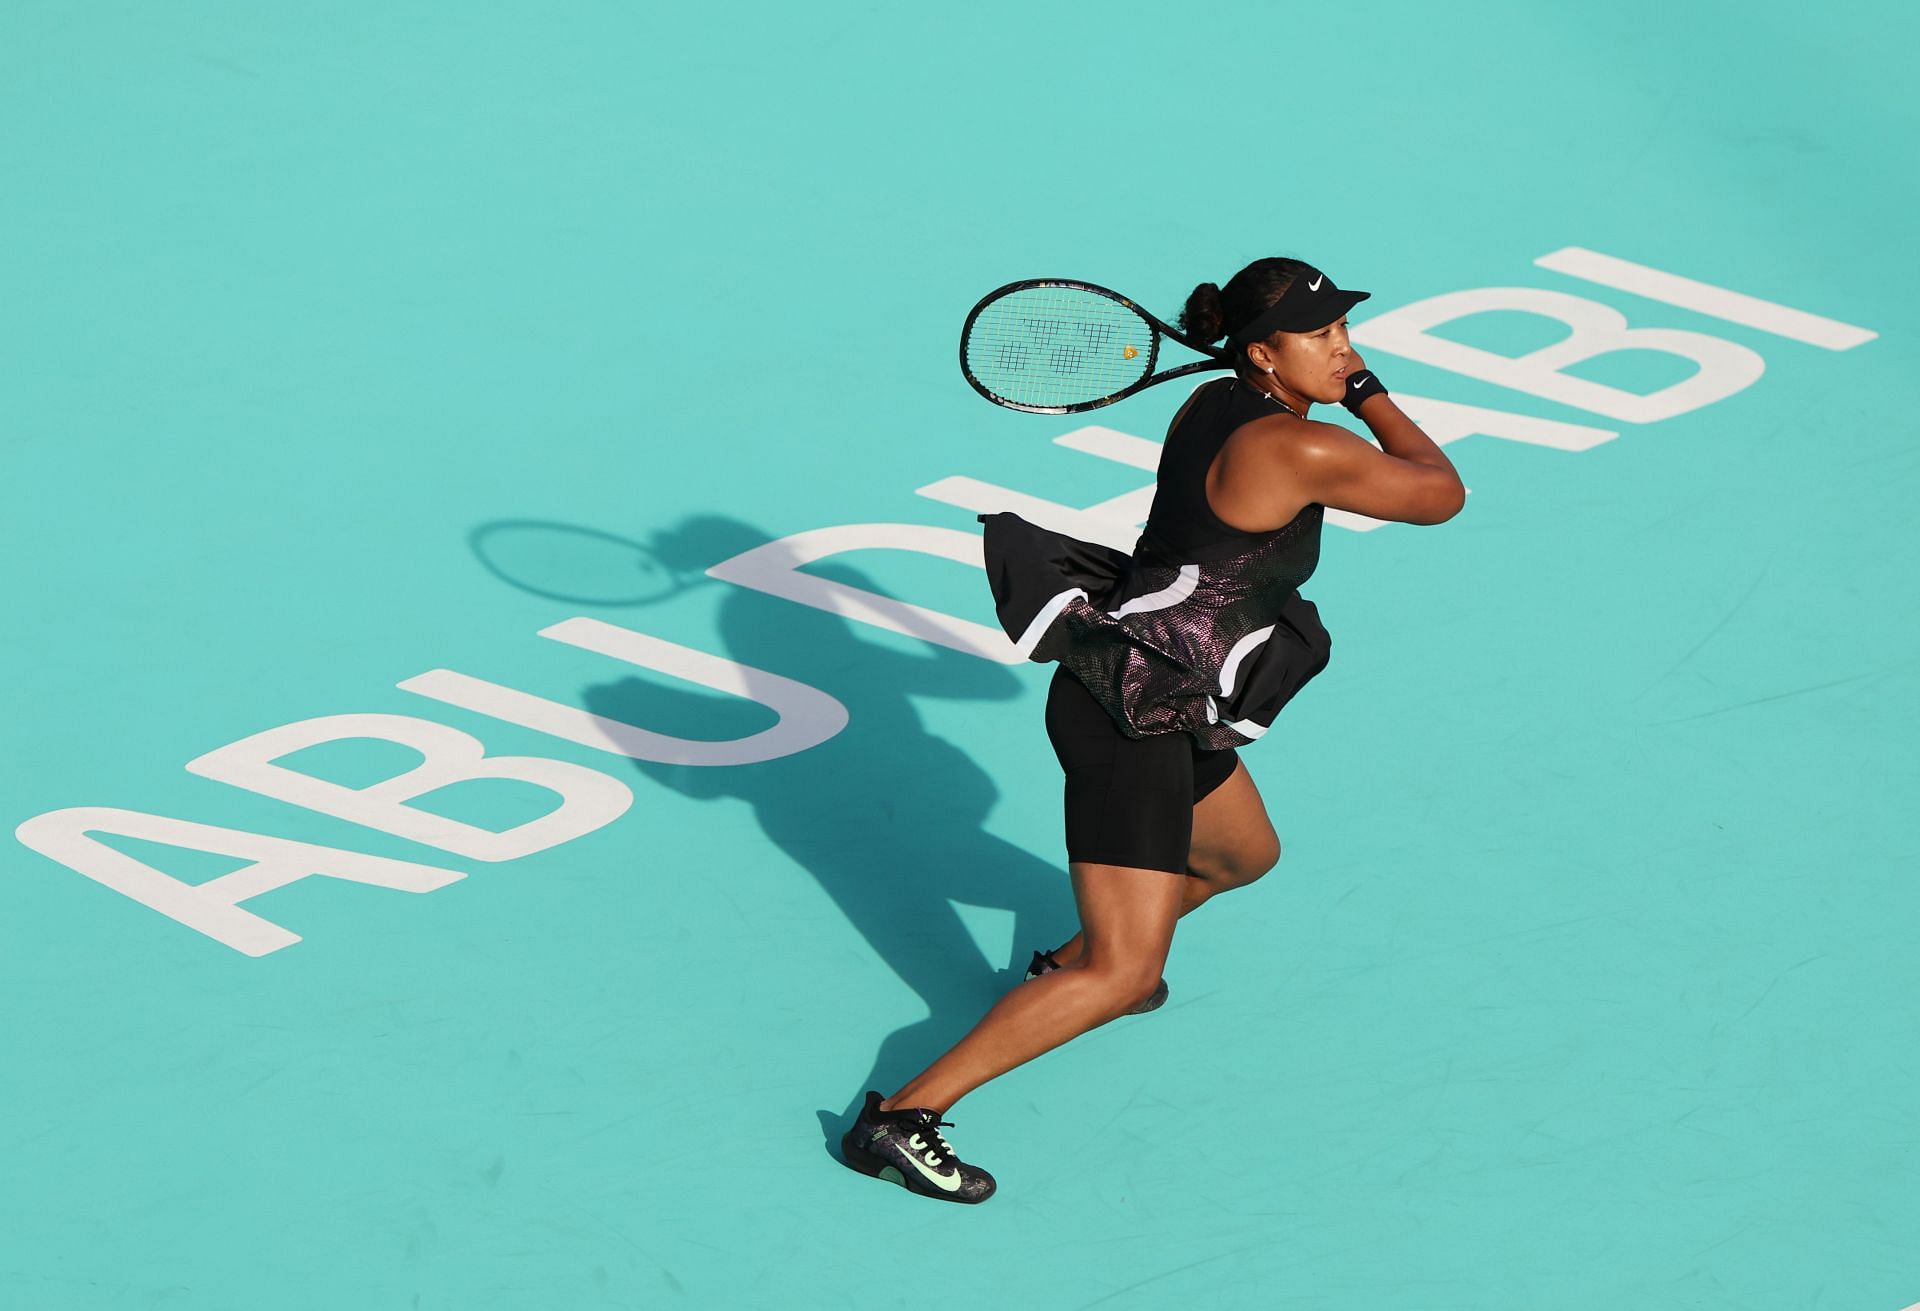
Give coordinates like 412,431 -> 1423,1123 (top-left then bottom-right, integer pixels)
963,285 -> 1152,409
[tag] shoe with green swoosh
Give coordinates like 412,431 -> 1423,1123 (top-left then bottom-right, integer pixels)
840,1091 -> 996,1204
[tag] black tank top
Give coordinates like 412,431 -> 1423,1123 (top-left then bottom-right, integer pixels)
1135,375 -> 1325,577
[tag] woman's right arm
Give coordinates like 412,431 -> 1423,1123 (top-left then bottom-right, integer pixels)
1288,393 -> 1466,526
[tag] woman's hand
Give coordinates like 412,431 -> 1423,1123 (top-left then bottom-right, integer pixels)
1339,349 -> 1387,417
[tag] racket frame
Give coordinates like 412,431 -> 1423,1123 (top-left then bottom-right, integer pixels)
958,278 -> 1236,414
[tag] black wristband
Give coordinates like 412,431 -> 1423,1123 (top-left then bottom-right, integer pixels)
1340,369 -> 1388,416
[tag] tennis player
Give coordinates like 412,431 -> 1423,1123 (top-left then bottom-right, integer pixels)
841,256 -> 1466,1203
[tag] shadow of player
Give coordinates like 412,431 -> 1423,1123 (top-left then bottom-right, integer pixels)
567,514 -> 1076,1160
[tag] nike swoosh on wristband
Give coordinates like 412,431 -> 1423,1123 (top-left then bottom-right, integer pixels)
1308,275 -> 1324,290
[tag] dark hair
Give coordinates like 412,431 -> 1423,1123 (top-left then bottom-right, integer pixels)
1179,256 -> 1314,372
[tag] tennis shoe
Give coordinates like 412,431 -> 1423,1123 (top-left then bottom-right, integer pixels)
840,1091 -> 995,1204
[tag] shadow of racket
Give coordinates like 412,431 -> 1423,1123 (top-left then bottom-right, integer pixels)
468,519 -> 707,607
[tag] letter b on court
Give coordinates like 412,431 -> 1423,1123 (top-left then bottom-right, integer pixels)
1350,287 -> 1764,422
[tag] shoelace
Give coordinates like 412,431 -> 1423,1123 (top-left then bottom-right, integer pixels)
908,1116 -> 961,1170
874,1100 -> 964,1172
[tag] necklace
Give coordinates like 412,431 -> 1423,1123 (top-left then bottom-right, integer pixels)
1249,379 -> 1299,416
1230,375 -> 1301,417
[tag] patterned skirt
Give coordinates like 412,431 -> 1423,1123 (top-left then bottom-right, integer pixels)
978,511 -> 1334,751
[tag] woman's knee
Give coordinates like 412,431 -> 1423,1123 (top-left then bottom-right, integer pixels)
1077,956 -> 1167,1016
1251,831 -> 1282,879
1195,831 -> 1281,889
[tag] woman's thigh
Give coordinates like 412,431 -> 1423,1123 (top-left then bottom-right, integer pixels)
1187,760 -> 1281,883
1069,861 -> 1185,977
1046,668 -> 1198,876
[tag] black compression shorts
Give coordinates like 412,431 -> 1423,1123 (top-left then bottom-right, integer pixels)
1043,665 -> 1241,875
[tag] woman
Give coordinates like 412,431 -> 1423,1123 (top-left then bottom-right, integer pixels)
840,256 -> 1466,1203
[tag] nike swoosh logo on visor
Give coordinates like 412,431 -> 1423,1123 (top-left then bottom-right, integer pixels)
1308,275 -> 1324,291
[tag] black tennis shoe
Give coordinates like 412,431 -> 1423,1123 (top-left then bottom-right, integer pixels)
1026,947 -> 1169,1014
840,1091 -> 995,1204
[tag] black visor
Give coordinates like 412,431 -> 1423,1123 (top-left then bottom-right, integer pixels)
1229,267 -> 1371,344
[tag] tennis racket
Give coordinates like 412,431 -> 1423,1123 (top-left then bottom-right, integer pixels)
959,279 -> 1235,414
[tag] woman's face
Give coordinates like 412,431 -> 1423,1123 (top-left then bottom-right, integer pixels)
1252,315 -> 1354,406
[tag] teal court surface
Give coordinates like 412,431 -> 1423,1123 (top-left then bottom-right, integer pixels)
4,4 -> 1917,1309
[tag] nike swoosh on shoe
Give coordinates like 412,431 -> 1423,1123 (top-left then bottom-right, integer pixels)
902,1149 -> 962,1192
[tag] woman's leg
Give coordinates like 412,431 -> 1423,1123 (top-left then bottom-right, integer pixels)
874,667 -> 1209,1115
1045,759 -> 1280,967
880,860 -> 1182,1115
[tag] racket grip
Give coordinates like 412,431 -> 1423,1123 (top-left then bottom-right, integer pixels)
1340,369 -> 1388,416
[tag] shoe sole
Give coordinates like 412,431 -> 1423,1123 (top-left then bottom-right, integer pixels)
1126,981 -> 1169,1014
840,1131 -> 990,1204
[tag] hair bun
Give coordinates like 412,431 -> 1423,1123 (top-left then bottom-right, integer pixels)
1179,281 -> 1226,345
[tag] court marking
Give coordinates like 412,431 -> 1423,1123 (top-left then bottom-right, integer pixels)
10,245 -> 1883,958
1535,246 -> 1879,349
